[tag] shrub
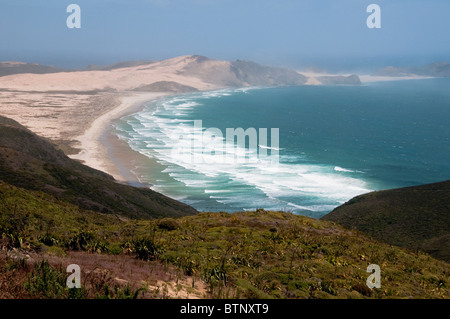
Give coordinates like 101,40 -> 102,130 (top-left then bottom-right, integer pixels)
352,283 -> 373,297
157,218 -> 180,231
24,260 -> 67,298
65,231 -> 96,251
126,238 -> 164,261
38,233 -> 59,246
86,240 -> 108,254
235,279 -> 272,299
0,230 -> 23,249
320,281 -> 337,296
46,246 -> 67,257
202,265 -> 227,284
5,256 -> 27,271
175,256 -> 199,276
65,231 -> 107,253
106,243 -> 123,255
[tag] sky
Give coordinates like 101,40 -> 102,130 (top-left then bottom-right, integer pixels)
1,0 -> 450,71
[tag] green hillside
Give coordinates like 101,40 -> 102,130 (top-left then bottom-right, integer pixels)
322,181 -> 450,262
0,181 -> 448,299
0,116 -> 197,219
0,115 -> 448,299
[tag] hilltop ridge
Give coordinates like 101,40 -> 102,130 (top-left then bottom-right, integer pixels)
0,116 -> 197,219
0,55 -> 361,91
322,180 -> 450,262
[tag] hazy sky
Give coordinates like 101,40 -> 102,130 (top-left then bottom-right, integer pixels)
1,0 -> 450,70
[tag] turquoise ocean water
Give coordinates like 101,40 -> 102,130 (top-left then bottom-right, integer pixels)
112,78 -> 450,218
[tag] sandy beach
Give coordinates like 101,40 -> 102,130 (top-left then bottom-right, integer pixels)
68,92 -> 168,182
0,56 -> 221,184
0,55 -> 437,188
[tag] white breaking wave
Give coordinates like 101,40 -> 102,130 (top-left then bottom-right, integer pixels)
259,145 -> 283,151
114,89 -> 373,215
334,166 -> 365,173
334,166 -> 354,172
204,189 -> 234,194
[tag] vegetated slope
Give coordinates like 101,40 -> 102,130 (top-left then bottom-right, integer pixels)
0,181 -> 448,299
178,55 -> 308,87
322,181 -> 450,262
132,81 -> 199,93
0,116 -> 197,219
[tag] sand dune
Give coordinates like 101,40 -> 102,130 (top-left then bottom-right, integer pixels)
1,55 -> 298,180
0,55 -> 310,147
0,56 -> 219,92
0,56 -> 222,155
0,55 -> 413,182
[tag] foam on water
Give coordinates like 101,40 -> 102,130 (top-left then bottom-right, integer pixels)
112,88 -> 374,217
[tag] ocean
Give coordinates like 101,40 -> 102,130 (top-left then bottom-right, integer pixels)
112,78 -> 450,218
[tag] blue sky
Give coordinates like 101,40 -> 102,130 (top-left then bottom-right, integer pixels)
1,0 -> 449,70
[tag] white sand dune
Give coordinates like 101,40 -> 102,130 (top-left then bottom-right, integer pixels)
0,56 -> 232,180
0,56 -> 220,92
0,55 -> 435,181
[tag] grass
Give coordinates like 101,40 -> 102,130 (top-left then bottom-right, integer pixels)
322,180 -> 450,262
0,181 -> 449,299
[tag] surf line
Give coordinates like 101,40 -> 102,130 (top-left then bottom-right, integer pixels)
172,119 -> 280,165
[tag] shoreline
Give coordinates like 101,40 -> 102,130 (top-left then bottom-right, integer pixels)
67,75 -> 440,207
69,92 -> 168,183
300,71 -> 435,85
358,74 -> 434,83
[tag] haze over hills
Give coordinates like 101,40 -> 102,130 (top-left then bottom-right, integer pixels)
377,62 -> 450,77
0,55 -> 362,91
6,56 -> 448,88
178,56 -> 308,87
86,60 -> 156,71
0,61 -> 66,77
0,54 -> 364,158
322,181 -> 450,262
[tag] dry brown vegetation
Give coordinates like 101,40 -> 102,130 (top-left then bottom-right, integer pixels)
0,180 -> 448,299
0,249 -> 207,299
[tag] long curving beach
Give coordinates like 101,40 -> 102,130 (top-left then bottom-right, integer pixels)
0,55 -> 435,194
68,92 -> 168,182
0,56 -> 224,185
